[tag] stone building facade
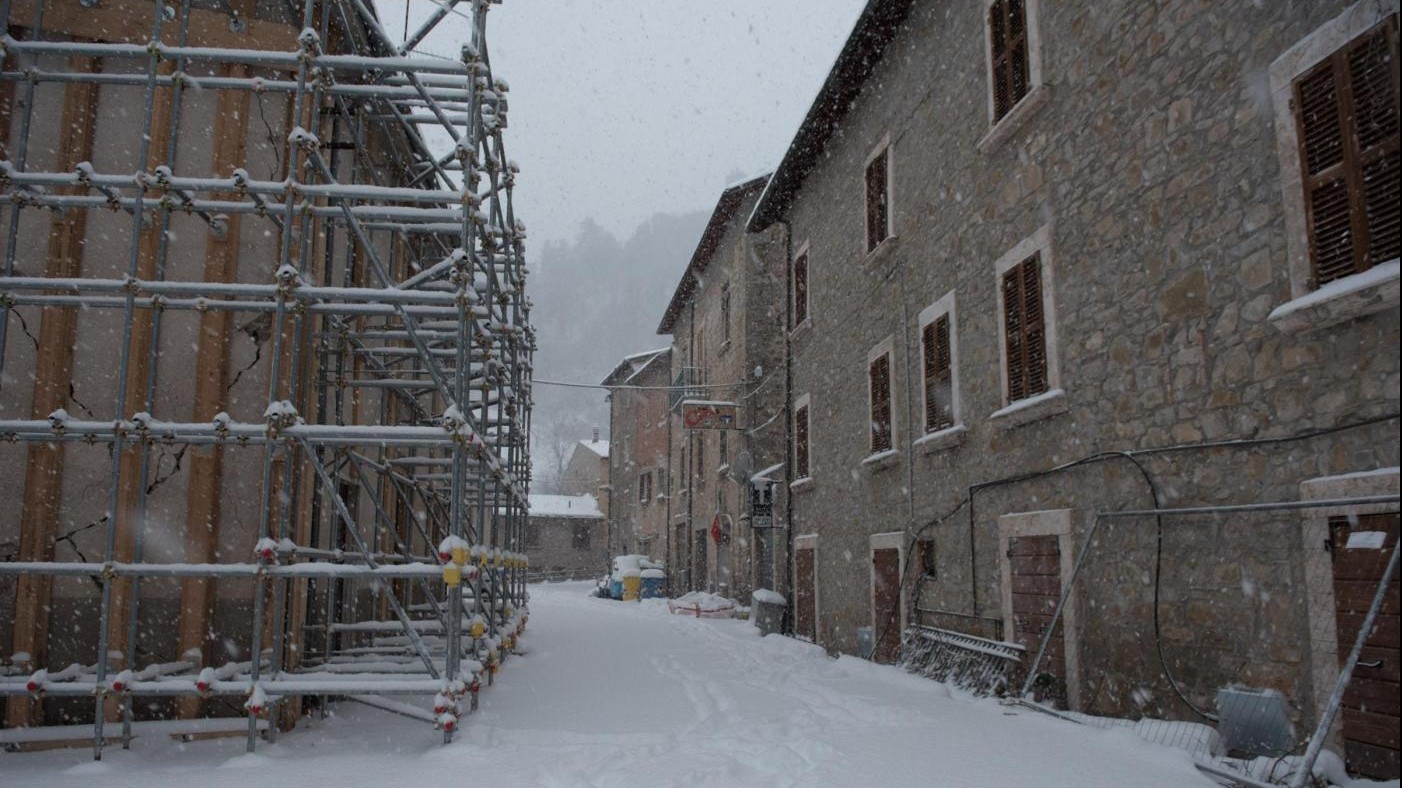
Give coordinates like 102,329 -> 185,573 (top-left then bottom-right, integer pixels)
602,348 -> 671,560
659,176 -> 789,601
560,436 -> 610,518
523,495 -> 608,581
747,0 -> 1399,777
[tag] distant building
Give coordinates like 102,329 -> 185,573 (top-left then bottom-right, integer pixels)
658,175 -> 789,601
602,348 -> 672,561
560,433 -> 610,518
524,494 -> 608,581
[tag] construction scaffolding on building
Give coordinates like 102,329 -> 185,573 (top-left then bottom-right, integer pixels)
0,0 -> 532,758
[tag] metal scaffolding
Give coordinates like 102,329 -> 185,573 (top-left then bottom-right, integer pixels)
0,0 -> 532,757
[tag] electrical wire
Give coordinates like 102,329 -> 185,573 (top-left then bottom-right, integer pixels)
876,410 -> 1398,714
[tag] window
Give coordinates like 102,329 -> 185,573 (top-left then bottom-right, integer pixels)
794,399 -> 811,480
721,281 -> 732,343
792,248 -> 809,326
638,471 -> 652,503
525,521 -> 541,548
1292,17 -> 1399,289
868,351 -> 893,453
921,304 -> 956,433
696,435 -> 706,489
572,523 -> 592,551
719,430 -> 729,467
864,145 -> 891,253
1001,254 -> 1048,403
988,0 -> 1031,122
916,537 -> 936,579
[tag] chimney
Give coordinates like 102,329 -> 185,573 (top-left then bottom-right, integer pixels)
592,428 -> 599,443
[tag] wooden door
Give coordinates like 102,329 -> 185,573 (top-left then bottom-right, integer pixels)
1008,534 -> 1066,706
795,547 -> 816,641
1331,512 -> 1400,780
872,547 -> 901,664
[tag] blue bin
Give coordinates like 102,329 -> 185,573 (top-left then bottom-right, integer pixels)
640,572 -> 666,599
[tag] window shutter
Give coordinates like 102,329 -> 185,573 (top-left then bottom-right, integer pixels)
865,149 -> 889,252
870,354 -> 892,453
1022,256 -> 1048,395
989,0 -> 1011,119
923,316 -> 954,432
1002,268 -> 1026,402
989,0 -> 1030,121
1008,0 -> 1030,107
1351,23 -> 1400,267
795,404 -> 810,479
793,252 -> 809,323
1003,255 -> 1048,402
1294,18 -> 1400,287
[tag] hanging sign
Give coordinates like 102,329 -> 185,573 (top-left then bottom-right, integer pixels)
682,400 -> 738,430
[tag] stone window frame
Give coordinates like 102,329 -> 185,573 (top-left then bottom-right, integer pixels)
862,135 -> 897,263
914,290 -> 967,454
997,508 -> 1082,710
790,392 -> 814,492
869,530 -> 908,649
990,224 -> 1067,427
862,334 -> 901,471
1299,466 -> 1400,751
794,533 -> 821,644
978,0 -> 1050,153
1267,1 -> 1401,335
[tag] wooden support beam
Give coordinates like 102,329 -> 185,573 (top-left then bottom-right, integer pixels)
174,62 -> 251,720
104,61 -> 177,720
7,0 -> 294,50
5,54 -> 101,729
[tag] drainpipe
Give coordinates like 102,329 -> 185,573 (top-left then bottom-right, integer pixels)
778,219 -> 794,633
606,400 -> 616,562
664,361 -> 672,593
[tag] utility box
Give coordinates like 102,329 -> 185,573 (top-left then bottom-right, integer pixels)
751,589 -> 786,636
857,626 -> 875,660
1216,687 -> 1294,757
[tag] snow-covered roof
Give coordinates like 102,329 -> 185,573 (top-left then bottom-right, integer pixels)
748,0 -> 917,232
601,346 -> 672,387
528,494 -> 603,519
575,439 -> 610,459
750,462 -> 785,484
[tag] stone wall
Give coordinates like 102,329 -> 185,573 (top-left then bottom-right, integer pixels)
772,0 -> 1399,732
525,515 -> 608,578
608,357 -> 672,560
665,185 -> 789,601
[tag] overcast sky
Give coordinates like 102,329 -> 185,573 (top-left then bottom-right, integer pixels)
379,0 -> 866,246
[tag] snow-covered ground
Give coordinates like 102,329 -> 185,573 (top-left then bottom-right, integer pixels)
2,581 -> 1224,787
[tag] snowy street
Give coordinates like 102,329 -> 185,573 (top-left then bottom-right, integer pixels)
2,581 -> 1216,788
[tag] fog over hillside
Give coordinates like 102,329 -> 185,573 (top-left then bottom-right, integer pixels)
530,210 -> 709,492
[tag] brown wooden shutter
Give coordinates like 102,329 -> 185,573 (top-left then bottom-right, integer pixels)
989,0 -> 1031,121
795,404 -> 810,479
923,316 -> 954,432
865,149 -> 889,253
794,252 -> 809,324
1003,255 -> 1048,403
1294,18 -> 1401,288
870,354 -> 893,453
